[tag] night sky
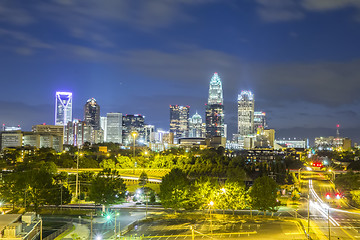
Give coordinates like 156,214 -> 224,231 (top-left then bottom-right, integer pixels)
1,0 -> 360,143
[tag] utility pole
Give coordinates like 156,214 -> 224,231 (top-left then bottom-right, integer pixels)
40,218 -> 42,240
190,226 -> 195,240
328,208 -> 331,240
307,193 -> 310,238
75,145 -> 80,200
60,184 -> 63,211
114,212 -> 117,239
90,212 -> 93,240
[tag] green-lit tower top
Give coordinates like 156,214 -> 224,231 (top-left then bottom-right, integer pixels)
208,72 -> 223,105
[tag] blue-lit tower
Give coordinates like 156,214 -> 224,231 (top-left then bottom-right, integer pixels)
55,92 -> 73,126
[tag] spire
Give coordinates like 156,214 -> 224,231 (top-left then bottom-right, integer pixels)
208,72 -> 223,105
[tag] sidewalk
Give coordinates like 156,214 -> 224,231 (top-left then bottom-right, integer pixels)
62,223 -> 90,240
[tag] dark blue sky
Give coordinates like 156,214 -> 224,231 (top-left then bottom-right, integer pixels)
1,0 -> 360,142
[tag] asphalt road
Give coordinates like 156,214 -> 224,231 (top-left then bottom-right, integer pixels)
300,170 -> 360,239
123,216 -> 305,240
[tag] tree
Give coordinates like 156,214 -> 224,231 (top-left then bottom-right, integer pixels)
88,170 -> 126,206
250,176 -> 280,213
159,168 -> 190,211
226,167 -> 247,184
0,172 -> 24,209
193,177 -> 218,210
100,159 -> 116,170
219,181 -> 250,214
139,171 -> 148,188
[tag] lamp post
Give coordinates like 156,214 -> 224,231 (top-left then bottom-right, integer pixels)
75,146 -> 82,200
328,169 -> 335,181
209,201 -> 214,235
328,207 -> 331,240
220,188 -> 226,215
132,131 -> 138,174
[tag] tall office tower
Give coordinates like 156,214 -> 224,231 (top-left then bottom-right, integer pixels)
106,113 -> 122,144
254,111 -> 267,132
100,116 -> 107,141
55,92 -> 72,126
238,91 -> 255,137
189,112 -> 204,138
64,120 -> 92,146
169,105 -> 190,138
144,125 -> 155,143
205,73 -> 224,138
84,98 -> 100,130
122,114 -> 145,145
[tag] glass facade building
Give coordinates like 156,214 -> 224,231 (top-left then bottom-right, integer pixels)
84,98 -> 100,130
106,113 -> 122,144
55,92 -> 72,126
170,105 -> 190,138
205,73 -> 224,138
238,91 -> 254,137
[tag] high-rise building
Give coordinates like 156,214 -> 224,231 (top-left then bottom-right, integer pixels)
170,105 -> 190,138
84,98 -> 100,130
238,91 -> 254,137
189,112 -> 204,138
205,73 -> 224,138
64,120 -> 92,146
254,111 -> 267,132
55,92 -> 72,126
144,124 -> 155,143
122,114 -> 145,145
2,124 -> 21,131
106,113 -> 122,144
100,116 -> 107,141
32,124 -> 64,136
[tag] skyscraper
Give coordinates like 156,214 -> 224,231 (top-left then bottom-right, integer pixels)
254,111 -> 267,132
238,91 -> 254,137
84,98 -> 100,130
189,112 -> 205,138
122,114 -> 145,145
100,116 -> 107,141
170,105 -> 190,138
106,113 -> 122,144
205,73 -> 224,138
55,92 -> 72,126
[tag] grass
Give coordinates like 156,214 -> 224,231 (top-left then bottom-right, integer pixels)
54,224 -> 75,240
126,182 -> 160,193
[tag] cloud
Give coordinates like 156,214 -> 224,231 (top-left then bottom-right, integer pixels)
256,0 -> 304,22
0,28 -> 53,55
0,2 -> 35,26
301,0 -> 360,11
255,0 -> 360,22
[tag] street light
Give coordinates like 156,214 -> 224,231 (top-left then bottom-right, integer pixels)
220,188 -> 226,215
75,145 -> 81,200
209,201 -> 214,235
132,131 -> 138,174
328,169 -> 335,181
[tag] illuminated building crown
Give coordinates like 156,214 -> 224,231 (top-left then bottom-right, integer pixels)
208,72 -> 223,105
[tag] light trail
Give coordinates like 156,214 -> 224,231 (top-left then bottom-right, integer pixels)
309,180 -> 340,227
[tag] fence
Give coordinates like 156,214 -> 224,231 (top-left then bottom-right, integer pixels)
43,223 -> 73,240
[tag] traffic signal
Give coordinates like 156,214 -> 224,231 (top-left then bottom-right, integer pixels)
326,193 -> 331,199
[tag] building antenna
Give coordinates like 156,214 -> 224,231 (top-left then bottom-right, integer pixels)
336,124 -> 340,139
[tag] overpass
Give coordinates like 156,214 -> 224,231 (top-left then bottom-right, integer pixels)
57,168 -> 168,184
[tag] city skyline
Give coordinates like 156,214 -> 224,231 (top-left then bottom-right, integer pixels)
1,1 -> 360,142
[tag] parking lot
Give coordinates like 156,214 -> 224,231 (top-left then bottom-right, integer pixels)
124,215 -> 306,240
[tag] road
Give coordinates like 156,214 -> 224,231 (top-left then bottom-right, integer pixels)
299,170 -> 360,239
44,207 -> 152,239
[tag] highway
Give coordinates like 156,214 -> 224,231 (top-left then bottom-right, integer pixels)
300,170 -> 360,239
